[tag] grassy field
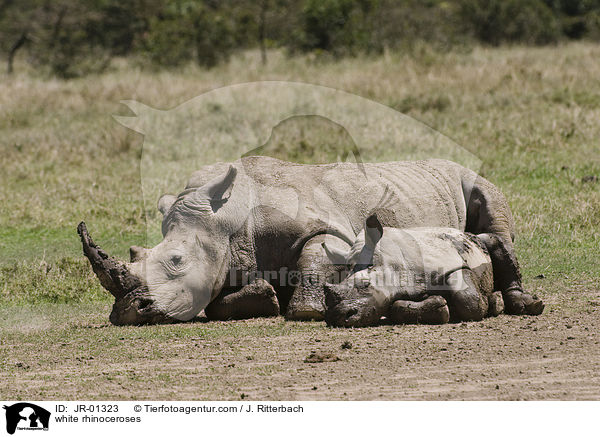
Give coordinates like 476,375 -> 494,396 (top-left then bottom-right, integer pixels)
1,43 -> 599,400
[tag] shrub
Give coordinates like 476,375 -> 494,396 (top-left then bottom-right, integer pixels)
292,0 -> 378,55
457,0 -> 562,45
143,0 -> 235,68
543,0 -> 600,39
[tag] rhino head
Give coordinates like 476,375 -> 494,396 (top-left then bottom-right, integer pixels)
79,166 -> 239,325
322,214 -> 386,328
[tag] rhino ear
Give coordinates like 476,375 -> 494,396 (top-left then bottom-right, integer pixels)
158,194 -> 176,217
321,242 -> 348,265
194,165 -> 238,213
364,213 -> 383,251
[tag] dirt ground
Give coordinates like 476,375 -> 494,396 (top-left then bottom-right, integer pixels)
1,281 -> 599,401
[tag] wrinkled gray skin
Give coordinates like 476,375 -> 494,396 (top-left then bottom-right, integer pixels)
79,156 -> 543,325
321,214 -> 513,327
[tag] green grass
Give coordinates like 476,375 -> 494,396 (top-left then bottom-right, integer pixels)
0,44 -> 599,305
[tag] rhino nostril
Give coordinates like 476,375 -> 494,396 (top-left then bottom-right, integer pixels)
345,308 -> 358,320
137,298 -> 152,311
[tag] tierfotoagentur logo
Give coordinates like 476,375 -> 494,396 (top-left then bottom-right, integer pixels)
2,403 -> 50,434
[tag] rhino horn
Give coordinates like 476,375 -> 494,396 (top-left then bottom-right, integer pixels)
77,222 -> 141,300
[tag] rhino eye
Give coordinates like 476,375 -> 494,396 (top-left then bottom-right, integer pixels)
171,255 -> 182,265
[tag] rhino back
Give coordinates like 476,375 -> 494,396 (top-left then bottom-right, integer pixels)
380,227 -> 489,267
186,157 -> 469,233
375,227 -> 492,297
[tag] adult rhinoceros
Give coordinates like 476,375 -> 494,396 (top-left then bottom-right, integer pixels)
79,156 -> 543,325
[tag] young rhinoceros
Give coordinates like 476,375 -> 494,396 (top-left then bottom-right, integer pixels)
321,214 -> 507,327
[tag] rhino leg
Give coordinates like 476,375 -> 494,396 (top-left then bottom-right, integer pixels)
204,279 -> 280,321
286,235 -> 347,321
477,232 -> 544,316
466,177 -> 544,316
389,296 -> 450,325
445,269 -> 489,322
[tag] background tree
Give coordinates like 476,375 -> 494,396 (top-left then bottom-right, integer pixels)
1,0 -> 600,78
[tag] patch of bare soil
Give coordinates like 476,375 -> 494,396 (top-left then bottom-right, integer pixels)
2,290 -> 600,400
304,352 -> 340,363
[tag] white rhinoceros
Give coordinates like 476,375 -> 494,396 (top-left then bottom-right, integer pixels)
321,214 -> 511,327
78,156 -> 543,325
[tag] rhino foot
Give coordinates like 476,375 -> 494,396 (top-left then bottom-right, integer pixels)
504,290 -> 544,316
205,279 -> 280,321
389,296 -> 450,325
487,291 -> 505,317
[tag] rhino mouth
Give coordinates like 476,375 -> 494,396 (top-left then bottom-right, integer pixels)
108,287 -> 177,326
77,222 -> 175,325
324,288 -> 380,328
325,301 -> 380,328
